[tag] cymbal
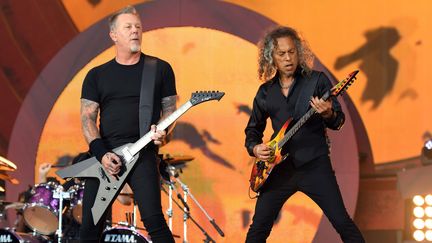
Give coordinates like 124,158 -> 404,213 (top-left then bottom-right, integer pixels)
163,154 -> 194,165
0,172 -> 19,184
0,186 -> 3,192
4,202 -> 24,210
0,165 -> 15,172
0,156 -> 17,171
118,192 -> 134,198
0,201 -> 24,210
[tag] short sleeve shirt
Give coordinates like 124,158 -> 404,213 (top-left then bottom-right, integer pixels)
81,54 -> 176,148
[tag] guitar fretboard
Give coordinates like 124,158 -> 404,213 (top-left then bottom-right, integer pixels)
277,90 -> 331,148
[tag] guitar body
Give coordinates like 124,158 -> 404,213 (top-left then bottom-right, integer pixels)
249,119 -> 290,192
56,143 -> 139,224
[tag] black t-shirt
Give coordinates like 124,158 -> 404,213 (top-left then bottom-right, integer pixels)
81,53 -> 176,148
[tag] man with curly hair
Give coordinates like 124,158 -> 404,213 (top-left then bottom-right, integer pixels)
245,26 -> 364,242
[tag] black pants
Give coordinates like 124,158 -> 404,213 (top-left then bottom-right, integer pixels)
79,150 -> 174,243
246,155 -> 364,243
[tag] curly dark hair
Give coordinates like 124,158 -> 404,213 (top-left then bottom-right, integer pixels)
257,26 -> 314,81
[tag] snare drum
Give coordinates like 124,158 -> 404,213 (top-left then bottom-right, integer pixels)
68,181 -> 85,224
0,228 -> 49,243
102,226 -> 150,243
23,181 -> 63,235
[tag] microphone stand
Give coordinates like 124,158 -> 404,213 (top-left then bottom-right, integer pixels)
167,165 -> 225,238
161,183 -> 215,243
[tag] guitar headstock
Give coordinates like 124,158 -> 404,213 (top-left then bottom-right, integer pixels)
330,70 -> 359,96
190,91 -> 225,106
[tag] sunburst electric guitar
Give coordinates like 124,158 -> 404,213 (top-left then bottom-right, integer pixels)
56,91 -> 224,224
249,70 -> 359,193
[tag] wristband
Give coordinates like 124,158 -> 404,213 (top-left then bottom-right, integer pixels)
89,138 -> 109,163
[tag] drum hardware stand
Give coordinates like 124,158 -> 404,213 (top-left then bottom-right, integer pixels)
182,184 -> 188,243
161,185 -> 215,243
166,165 -> 225,239
162,178 -> 189,233
133,199 -> 137,228
53,186 -> 71,243
124,200 -> 137,228
167,182 -> 173,230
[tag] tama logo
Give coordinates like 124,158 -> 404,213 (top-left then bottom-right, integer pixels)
0,234 -> 13,242
104,234 -> 137,243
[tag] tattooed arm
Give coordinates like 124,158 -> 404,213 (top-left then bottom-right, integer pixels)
80,98 -> 101,144
150,95 -> 177,146
81,98 -> 121,175
161,95 -> 178,134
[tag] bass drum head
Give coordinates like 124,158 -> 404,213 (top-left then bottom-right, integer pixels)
72,203 -> 82,224
23,204 -> 59,235
0,228 -> 48,243
102,227 -> 149,243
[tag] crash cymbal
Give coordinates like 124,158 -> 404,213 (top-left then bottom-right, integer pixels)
0,172 -> 19,184
0,156 -> 17,171
0,186 -> 3,192
163,154 -> 194,165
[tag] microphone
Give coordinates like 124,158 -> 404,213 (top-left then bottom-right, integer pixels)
210,219 -> 225,237
176,193 -> 190,211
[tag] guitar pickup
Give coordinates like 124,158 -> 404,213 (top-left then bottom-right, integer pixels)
256,161 -> 268,171
121,146 -> 134,163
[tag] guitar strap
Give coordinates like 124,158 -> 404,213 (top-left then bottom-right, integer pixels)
139,55 -> 157,137
293,71 -> 320,120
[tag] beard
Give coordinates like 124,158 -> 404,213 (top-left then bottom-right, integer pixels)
285,70 -> 294,76
130,44 -> 141,53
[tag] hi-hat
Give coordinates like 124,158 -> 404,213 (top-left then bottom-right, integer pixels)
0,156 -> 17,171
0,172 -> 19,184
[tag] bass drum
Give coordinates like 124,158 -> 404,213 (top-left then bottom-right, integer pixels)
102,227 -> 150,243
22,181 -> 63,235
0,228 -> 49,243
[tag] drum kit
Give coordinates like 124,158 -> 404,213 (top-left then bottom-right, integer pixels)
0,153 -> 224,243
0,155 -> 84,242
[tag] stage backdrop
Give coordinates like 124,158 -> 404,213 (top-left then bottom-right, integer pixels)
5,0 -> 432,242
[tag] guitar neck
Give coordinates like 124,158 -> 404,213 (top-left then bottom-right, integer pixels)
277,90 -> 331,148
128,101 -> 193,156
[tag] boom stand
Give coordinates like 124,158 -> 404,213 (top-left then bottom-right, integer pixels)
173,176 -> 225,238
161,185 -> 215,243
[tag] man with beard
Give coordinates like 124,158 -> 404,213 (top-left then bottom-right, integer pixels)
79,5 -> 176,243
